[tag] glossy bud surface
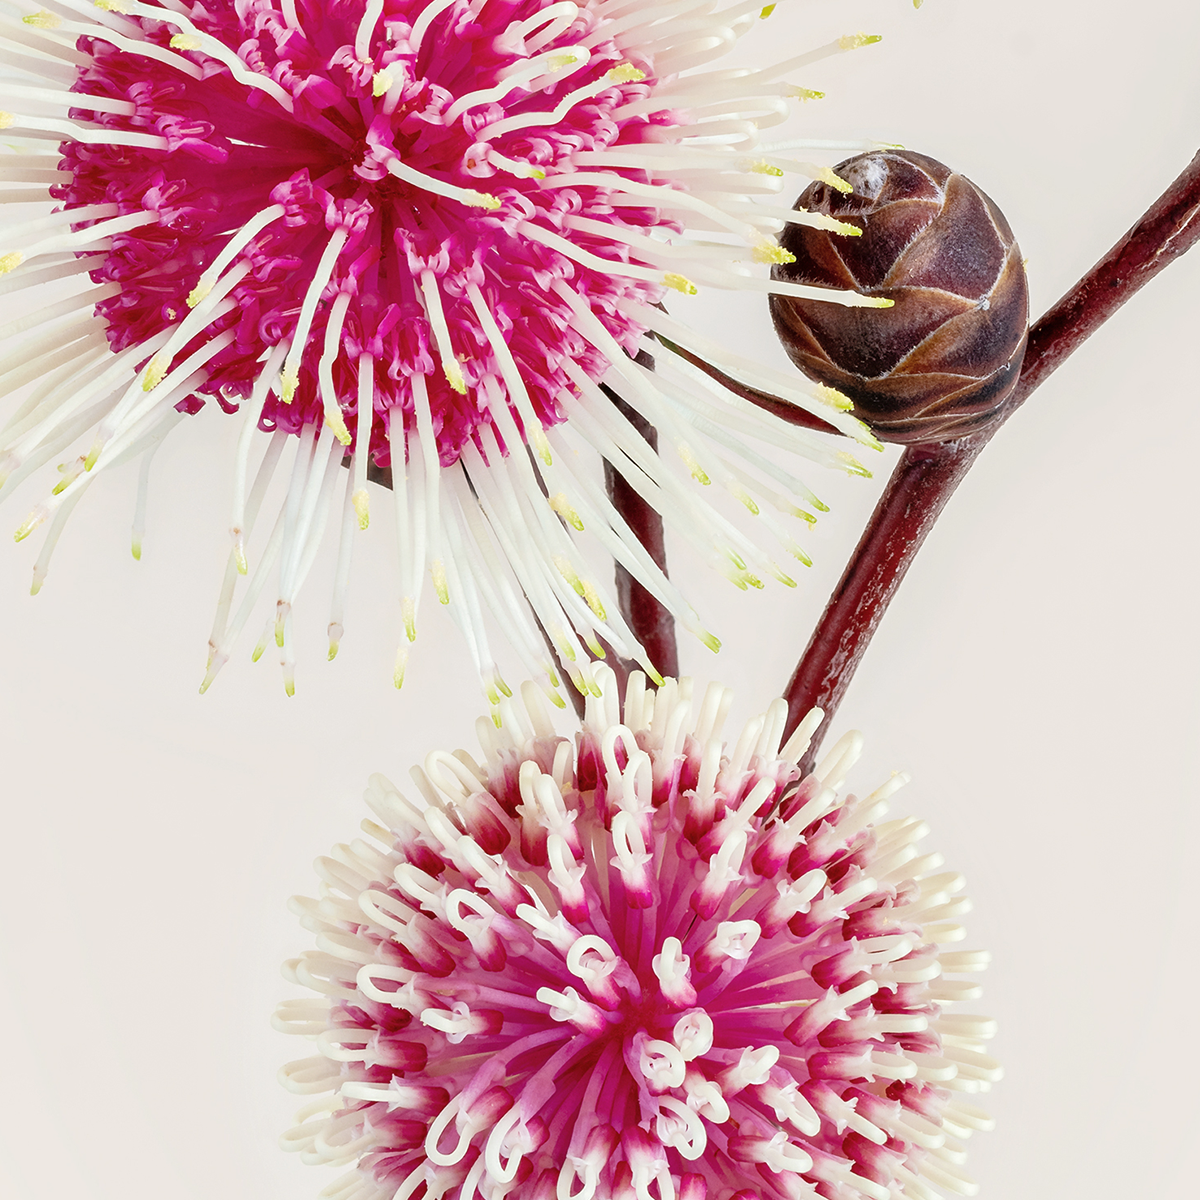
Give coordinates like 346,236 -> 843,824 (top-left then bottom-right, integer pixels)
771,150 -> 1028,444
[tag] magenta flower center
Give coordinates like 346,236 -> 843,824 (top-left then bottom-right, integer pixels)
59,0 -> 668,465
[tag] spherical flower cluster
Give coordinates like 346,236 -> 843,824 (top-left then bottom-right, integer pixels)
278,668 -> 998,1200
0,0 -> 890,699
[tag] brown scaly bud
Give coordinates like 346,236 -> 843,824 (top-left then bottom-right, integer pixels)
770,150 -> 1028,444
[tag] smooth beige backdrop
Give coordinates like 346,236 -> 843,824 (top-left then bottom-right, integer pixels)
1,2 -> 1196,1198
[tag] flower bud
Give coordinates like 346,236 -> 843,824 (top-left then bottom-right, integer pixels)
770,150 -> 1028,443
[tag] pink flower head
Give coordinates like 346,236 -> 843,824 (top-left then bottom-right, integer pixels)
279,668 -> 998,1200
0,3 -> 888,699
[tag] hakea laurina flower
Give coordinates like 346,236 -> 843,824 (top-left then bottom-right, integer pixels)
278,667 -> 998,1200
0,0 -> 889,701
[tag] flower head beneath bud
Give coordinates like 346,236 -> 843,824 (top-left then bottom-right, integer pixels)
279,667 -> 997,1200
0,1 -> 893,700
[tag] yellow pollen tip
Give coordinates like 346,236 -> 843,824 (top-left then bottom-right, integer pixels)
532,427 -> 552,466
169,34 -> 203,50
837,450 -> 872,478
23,11 -> 61,28
402,597 -> 417,641
95,0 -> 130,11
753,241 -> 795,266
701,630 -> 721,653
547,53 -> 578,70
0,114 -> 14,130
352,488 -> 370,530
530,168 -> 546,180
605,65 -> 646,84
866,296 -> 895,309
663,273 -> 697,295
51,458 -> 81,496
678,445 -> 710,486
326,410 -> 352,446
131,537 -> 141,561
0,252 -> 23,274
274,619 -> 285,648
83,441 -> 102,471
750,160 -> 784,177
431,560 -> 449,605
393,645 -> 409,689
280,368 -> 298,403
830,219 -> 862,237
142,356 -> 168,392
788,87 -> 825,102
840,33 -> 883,50
235,546 -> 248,575
444,360 -> 467,394
470,192 -> 501,211
14,511 -> 41,542
548,492 -> 584,531
581,581 -> 606,621
814,383 -> 853,411
554,555 -> 584,595
760,4 -> 776,16
372,71 -> 393,97
817,168 -> 854,194
186,283 -> 211,308
327,639 -> 340,661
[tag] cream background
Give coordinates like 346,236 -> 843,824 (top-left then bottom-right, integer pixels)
0,2 -> 1197,1198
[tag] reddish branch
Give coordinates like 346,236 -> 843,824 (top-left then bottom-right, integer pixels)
778,148 -> 1200,760
602,382 -> 679,689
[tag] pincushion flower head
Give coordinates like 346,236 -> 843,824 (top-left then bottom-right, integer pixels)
0,0 -> 889,702
279,667 -> 998,1200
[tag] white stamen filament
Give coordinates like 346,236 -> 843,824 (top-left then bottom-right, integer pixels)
408,0 -> 457,57
317,290 -> 353,444
144,265 -> 249,389
209,431 -> 287,666
0,110 -> 169,149
419,271 -> 466,394
2,83 -> 135,115
5,208 -> 157,271
230,342 -> 290,572
113,0 -> 298,111
386,157 -> 498,211
498,2 -> 579,56
188,204 -> 286,307
671,1009 -> 713,1060
354,0 -> 385,60
479,57 -> 638,141
352,353 -> 374,529
281,226 -> 350,402
448,45 -> 590,127
638,1038 -> 686,1090
2,15 -> 90,66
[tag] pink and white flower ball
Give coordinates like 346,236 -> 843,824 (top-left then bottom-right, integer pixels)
279,670 -> 996,1200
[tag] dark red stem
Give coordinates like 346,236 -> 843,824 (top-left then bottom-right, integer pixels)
604,384 -> 679,690
782,148 -> 1200,760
